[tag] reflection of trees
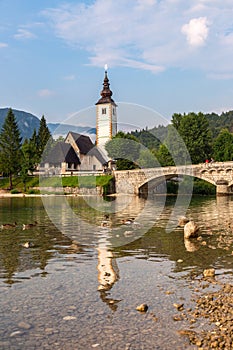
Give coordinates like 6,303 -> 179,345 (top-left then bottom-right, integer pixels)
113,196 -> 233,275
0,224 -> 84,285
0,228 -> 21,284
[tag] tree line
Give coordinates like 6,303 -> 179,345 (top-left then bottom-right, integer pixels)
0,108 -> 51,189
105,111 -> 233,169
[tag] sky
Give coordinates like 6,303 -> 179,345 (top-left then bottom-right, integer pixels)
0,0 -> 233,129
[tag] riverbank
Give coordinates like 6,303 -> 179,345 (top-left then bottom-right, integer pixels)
178,274 -> 233,349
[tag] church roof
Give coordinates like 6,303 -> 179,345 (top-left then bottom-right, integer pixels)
96,70 -> 116,105
45,142 -> 81,164
65,131 -> 109,165
67,132 -> 94,154
89,147 -> 108,165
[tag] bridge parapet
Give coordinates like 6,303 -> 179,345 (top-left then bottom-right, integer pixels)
113,161 -> 233,196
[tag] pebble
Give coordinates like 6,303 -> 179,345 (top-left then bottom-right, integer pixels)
136,303 -> 148,312
63,316 -> 77,320
173,303 -> 184,311
203,268 -> 215,277
10,330 -> 23,337
18,321 -> 32,330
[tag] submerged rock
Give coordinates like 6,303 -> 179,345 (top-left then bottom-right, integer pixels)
203,268 -> 215,277
184,221 -> 199,239
178,216 -> 189,227
136,303 -> 148,312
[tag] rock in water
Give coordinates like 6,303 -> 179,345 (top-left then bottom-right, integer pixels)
203,268 -> 215,277
136,303 -> 148,312
184,221 -> 199,239
178,216 -> 189,227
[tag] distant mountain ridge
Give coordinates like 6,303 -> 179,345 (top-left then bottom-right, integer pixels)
48,123 -> 96,137
0,108 -> 96,140
0,108 -> 40,139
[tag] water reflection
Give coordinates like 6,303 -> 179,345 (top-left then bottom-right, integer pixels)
1,195 -> 233,350
0,195 -> 233,288
97,239 -> 121,311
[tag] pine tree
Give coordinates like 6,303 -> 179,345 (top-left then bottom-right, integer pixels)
21,133 -> 40,191
37,115 -> 52,160
0,108 -> 22,189
29,129 -> 40,165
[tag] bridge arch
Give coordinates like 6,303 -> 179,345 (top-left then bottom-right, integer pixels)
137,172 -> 218,195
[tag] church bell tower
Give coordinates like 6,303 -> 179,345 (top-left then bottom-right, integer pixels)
96,66 -> 117,147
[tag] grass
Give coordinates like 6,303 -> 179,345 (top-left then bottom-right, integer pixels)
0,175 -> 114,193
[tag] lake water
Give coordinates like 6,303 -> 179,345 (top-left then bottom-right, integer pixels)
0,194 -> 233,349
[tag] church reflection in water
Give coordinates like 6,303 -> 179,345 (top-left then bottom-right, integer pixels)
97,241 -> 121,311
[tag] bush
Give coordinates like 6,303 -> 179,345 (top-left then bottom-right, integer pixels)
26,189 -> 40,194
10,188 -> 21,194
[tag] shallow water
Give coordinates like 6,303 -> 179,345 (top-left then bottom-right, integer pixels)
0,195 -> 233,349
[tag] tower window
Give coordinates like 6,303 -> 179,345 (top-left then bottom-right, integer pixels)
102,108 -> 106,114
113,108 -> 115,115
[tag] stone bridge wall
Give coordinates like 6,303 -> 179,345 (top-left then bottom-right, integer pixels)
114,161 -> 233,196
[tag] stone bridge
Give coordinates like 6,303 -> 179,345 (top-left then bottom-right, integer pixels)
113,161 -> 233,196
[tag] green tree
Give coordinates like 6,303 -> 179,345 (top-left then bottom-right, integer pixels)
156,144 -> 175,166
37,115 -> 52,160
164,125 -> 191,165
213,129 -> 233,161
0,108 -> 22,189
137,148 -> 159,168
173,112 -> 212,164
20,135 -> 39,191
171,113 -> 183,130
105,131 -> 140,170
29,129 -> 40,164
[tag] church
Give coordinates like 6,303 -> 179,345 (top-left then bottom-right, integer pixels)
42,68 -> 117,175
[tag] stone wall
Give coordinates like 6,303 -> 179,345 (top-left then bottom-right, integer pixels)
33,186 -> 104,196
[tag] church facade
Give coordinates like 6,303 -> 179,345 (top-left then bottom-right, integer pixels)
41,69 -> 117,175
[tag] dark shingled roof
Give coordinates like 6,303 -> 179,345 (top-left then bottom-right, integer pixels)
68,132 -> 94,154
45,142 -> 81,164
89,147 -> 108,165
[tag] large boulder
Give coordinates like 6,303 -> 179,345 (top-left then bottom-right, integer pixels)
184,221 -> 199,239
178,216 -> 189,227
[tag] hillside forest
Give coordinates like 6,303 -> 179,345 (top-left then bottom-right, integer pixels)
106,110 -> 233,170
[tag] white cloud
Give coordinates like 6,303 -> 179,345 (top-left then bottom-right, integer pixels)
181,17 -> 209,47
42,1 -> 233,78
0,42 -> 8,48
14,28 -> 36,40
37,89 -> 55,98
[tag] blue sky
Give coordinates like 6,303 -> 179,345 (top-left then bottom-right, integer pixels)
0,0 -> 233,128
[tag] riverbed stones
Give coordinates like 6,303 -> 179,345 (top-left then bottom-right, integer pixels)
183,221 -> 199,239
181,281 -> 233,348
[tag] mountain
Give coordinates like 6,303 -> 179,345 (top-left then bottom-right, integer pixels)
48,123 -> 96,138
0,108 -> 96,140
0,108 -> 40,139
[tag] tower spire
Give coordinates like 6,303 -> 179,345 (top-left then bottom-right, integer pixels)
96,66 -> 115,105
